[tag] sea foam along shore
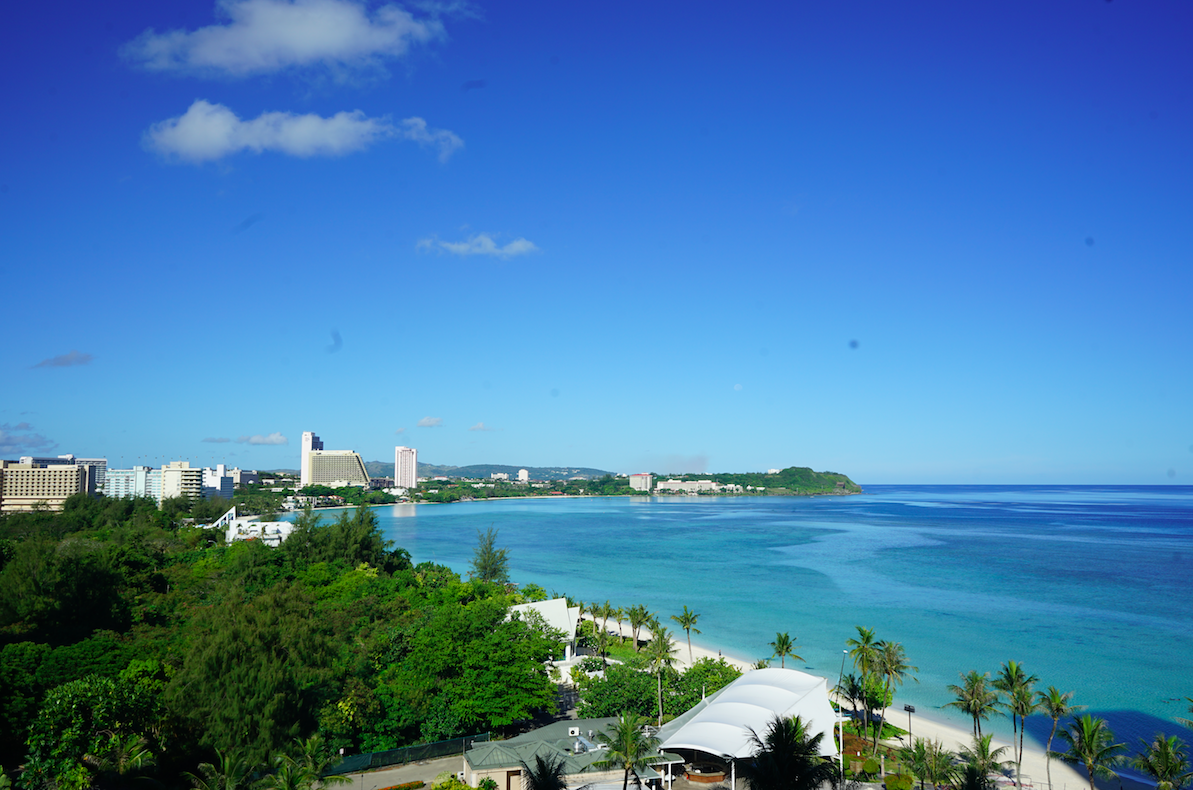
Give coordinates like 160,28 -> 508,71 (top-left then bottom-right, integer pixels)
586,615 -> 1090,790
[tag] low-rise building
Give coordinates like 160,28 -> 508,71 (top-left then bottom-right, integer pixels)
656,479 -> 721,494
629,473 -> 653,491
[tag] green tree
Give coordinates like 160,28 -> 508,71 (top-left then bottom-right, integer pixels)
167,582 -> 334,765
468,527 -> 509,583
846,626 -> 882,737
1037,687 -> 1084,790
520,754 -> 569,790
184,749 -> 258,790
1179,698 -> 1193,730
959,734 -> 1012,779
594,712 -> 662,790
670,606 -> 701,664
992,661 -> 1038,783
1053,715 -> 1125,790
874,641 -> 917,753
1131,733 -> 1192,790
740,715 -> 838,790
629,604 -> 651,651
769,632 -> 804,670
645,627 -> 678,725
898,737 -> 954,790
945,671 -> 1000,738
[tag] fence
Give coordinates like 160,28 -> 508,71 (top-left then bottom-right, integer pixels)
325,732 -> 492,776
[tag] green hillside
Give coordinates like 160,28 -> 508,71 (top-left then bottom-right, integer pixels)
671,466 -> 862,495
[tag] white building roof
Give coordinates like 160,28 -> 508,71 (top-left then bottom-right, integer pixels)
508,597 -> 580,642
657,667 -> 839,760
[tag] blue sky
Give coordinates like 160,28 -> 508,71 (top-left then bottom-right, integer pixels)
2,0 -> 1191,483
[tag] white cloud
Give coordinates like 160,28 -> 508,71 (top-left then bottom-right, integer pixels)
144,100 -> 461,164
394,427 -> 406,434
122,0 -> 445,77
417,232 -> 539,259
396,117 -> 463,162
237,432 -> 289,445
33,350 -> 93,368
468,422 -> 494,432
417,416 -> 443,427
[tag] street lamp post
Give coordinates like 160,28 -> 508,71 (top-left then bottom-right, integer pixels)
904,705 -> 916,743
838,650 -> 848,781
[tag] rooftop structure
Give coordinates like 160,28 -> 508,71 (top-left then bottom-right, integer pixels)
657,667 -> 839,761
465,717 -> 682,790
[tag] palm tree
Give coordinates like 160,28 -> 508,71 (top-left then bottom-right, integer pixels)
951,763 -> 992,790
645,627 -> 678,724
1131,733 -> 1192,790
1178,698 -> 1193,731
740,714 -> 838,790
520,754 -> 570,790
945,671 -> 1000,738
186,749 -> 258,790
836,673 -> 865,725
1038,687 -> 1084,790
670,606 -> 701,664
1008,684 -> 1038,783
598,601 -> 615,641
83,732 -> 156,786
874,641 -> 918,753
613,606 -> 627,644
959,734 -> 1012,780
629,604 -> 651,651
1053,714 -> 1126,790
846,626 -> 881,681
846,626 -> 882,737
292,734 -> 350,787
993,661 -> 1038,783
595,712 -> 662,790
769,632 -> 804,669
899,737 -> 954,790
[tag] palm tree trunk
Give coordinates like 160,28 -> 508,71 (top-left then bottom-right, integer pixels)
1045,722 -> 1058,790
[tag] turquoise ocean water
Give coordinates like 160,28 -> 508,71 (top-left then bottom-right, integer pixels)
304,486 -> 1193,752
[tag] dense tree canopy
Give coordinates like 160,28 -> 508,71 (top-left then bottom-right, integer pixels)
0,497 -> 562,785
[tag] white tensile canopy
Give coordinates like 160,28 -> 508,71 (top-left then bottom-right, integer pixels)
658,667 -> 840,760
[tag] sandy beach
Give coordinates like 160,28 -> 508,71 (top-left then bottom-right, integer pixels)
581,614 -> 1091,790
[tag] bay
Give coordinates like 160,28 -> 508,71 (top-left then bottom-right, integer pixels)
306,485 -> 1193,750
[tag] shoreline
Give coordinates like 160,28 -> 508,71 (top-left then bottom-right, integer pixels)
585,614 -> 1091,790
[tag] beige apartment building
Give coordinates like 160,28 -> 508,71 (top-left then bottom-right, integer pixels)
0,461 -> 93,512
160,461 -> 203,500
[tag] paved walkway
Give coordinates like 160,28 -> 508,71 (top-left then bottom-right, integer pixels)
336,755 -> 464,790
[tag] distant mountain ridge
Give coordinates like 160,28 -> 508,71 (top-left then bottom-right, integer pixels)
362,461 -> 615,481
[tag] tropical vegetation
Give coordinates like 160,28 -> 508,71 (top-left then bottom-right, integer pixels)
739,714 -> 837,790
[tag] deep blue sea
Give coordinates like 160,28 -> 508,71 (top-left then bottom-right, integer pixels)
304,486 -> 1193,751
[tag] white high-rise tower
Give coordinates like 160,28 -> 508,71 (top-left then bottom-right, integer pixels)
394,446 -> 417,489
301,431 -> 323,486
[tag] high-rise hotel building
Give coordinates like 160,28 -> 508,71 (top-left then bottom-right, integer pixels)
394,446 -> 417,489
300,431 -> 369,488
